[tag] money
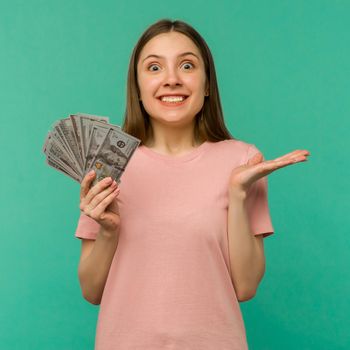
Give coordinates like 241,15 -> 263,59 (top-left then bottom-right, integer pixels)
43,113 -> 140,184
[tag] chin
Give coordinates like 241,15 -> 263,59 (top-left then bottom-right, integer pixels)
151,115 -> 196,127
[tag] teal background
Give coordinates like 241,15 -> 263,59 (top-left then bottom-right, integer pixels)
1,0 -> 349,349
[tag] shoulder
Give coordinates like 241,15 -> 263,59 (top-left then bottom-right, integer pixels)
209,139 -> 260,160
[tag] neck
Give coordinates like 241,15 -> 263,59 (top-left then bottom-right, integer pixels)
144,119 -> 203,155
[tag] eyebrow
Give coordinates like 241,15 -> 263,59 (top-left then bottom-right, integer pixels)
141,52 -> 200,63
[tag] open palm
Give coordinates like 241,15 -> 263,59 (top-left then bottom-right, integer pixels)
229,149 -> 310,194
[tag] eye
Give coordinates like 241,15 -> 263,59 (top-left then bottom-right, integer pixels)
182,62 -> 194,70
147,62 -> 194,72
148,64 -> 161,72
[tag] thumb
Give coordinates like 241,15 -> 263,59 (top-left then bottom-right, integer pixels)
108,196 -> 120,215
247,152 -> 264,166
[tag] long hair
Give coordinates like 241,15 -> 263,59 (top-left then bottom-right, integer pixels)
122,18 -> 235,144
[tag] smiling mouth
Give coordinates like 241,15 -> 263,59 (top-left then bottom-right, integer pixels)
157,95 -> 189,106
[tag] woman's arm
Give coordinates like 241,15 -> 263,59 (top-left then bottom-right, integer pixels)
78,229 -> 119,305
227,148 -> 309,301
77,172 -> 122,305
227,190 -> 265,302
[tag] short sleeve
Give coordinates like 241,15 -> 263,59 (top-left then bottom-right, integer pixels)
244,144 -> 275,238
74,212 -> 101,240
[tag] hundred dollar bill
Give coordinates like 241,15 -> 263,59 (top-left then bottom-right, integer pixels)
70,115 -> 84,164
44,126 -> 78,173
43,113 -> 139,185
84,126 -> 109,175
58,118 -> 84,173
51,121 -> 76,162
89,127 -> 140,186
46,155 -> 81,183
43,132 -> 83,179
44,134 -> 81,177
84,120 -> 121,175
73,113 -> 110,160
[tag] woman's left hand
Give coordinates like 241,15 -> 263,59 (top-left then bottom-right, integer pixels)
229,149 -> 311,197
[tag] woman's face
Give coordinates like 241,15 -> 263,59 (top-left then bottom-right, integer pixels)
137,31 -> 208,127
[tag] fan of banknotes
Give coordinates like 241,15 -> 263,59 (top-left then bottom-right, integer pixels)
42,113 -> 141,185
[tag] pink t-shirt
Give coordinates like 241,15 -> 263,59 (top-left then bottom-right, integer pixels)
75,139 -> 274,350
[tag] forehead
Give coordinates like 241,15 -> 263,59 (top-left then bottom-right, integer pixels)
138,32 -> 202,61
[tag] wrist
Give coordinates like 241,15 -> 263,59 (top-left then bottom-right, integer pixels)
98,226 -> 119,240
228,186 -> 248,201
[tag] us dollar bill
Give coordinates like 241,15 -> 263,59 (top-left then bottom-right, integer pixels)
84,120 -> 121,175
51,121 -> 76,161
73,113 -> 110,160
43,132 -> 83,179
58,118 -> 84,173
84,124 -> 109,175
43,113 -> 140,185
89,127 -> 140,186
46,155 -> 81,183
70,115 -> 84,164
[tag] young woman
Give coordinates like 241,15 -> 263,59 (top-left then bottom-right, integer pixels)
75,18 -> 310,350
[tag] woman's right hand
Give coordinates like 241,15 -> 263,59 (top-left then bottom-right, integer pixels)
79,170 -> 121,234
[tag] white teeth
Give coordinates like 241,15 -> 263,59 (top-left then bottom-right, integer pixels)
160,96 -> 186,102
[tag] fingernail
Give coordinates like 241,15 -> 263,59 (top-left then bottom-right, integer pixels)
88,170 -> 94,176
111,181 -> 117,189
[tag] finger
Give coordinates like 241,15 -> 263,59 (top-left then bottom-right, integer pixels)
84,177 -> 114,205
80,170 -> 96,200
273,150 -> 302,162
282,152 -> 310,164
274,150 -> 310,162
87,181 -> 118,210
108,195 -> 120,216
267,156 -> 307,171
89,188 -> 120,220
250,153 -> 309,181
254,157 -> 298,176
247,152 -> 264,165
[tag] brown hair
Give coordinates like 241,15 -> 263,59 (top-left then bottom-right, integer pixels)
122,18 -> 235,145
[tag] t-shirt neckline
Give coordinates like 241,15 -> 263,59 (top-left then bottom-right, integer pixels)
138,141 -> 211,163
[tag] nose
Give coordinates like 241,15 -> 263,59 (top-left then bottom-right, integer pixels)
163,66 -> 182,87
